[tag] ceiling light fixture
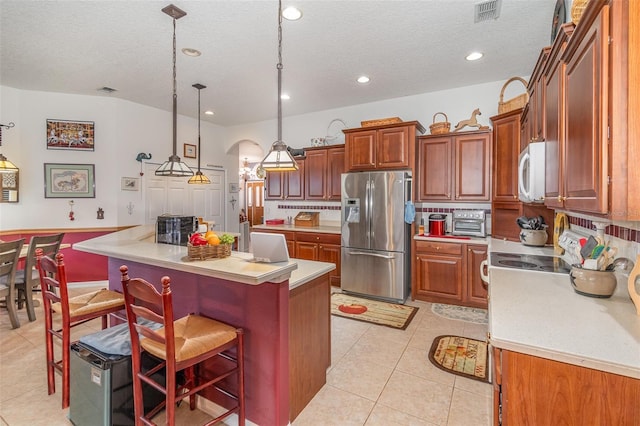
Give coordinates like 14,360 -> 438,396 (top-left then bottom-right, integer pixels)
259,0 -> 298,172
0,122 -> 18,173
155,4 -> 194,178
282,6 -> 302,21
188,84 -> 211,184
204,110 -> 215,115
280,93 -> 290,100
357,75 -> 370,84
181,47 -> 201,57
466,52 -> 484,61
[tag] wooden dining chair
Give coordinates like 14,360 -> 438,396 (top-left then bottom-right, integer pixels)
15,233 -> 64,322
0,239 -> 25,329
120,265 -> 245,426
36,249 -> 125,409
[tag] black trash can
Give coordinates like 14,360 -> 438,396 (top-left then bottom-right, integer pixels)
69,322 -> 166,426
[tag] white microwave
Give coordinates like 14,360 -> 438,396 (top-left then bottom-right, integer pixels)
518,142 -> 545,203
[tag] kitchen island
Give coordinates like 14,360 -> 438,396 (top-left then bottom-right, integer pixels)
488,239 -> 640,424
74,225 -> 336,425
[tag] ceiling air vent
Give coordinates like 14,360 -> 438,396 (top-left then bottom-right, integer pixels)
474,0 -> 502,23
97,86 -> 117,93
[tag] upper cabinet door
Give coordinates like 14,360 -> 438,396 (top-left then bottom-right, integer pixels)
455,132 -> 491,201
304,149 -> 327,200
491,111 -> 522,203
417,136 -> 452,201
346,130 -> 376,171
327,146 -> 345,200
563,4 -> 609,214
265,171 -> 284,200
285,159 -> 305,200
376,126 -> 410,169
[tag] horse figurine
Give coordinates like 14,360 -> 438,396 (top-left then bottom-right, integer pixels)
454,108 -> 490,132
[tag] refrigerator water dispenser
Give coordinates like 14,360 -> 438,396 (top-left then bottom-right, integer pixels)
344,198 -> 360,223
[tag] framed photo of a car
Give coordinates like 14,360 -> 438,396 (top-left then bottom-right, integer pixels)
46,119 -> 95,151
44,163 -> 95,198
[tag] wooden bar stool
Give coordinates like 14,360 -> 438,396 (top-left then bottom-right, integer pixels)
36,249 -> 125,409
120,265 -> 245,426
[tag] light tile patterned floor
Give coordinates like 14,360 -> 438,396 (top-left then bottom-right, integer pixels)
0,284 -> 492,425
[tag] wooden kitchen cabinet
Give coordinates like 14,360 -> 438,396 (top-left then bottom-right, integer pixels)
525,47 -> 551,145
466,244 -> 488,309
343,121 -> 425,172
304,145 -> 345,201
417,130 -> 491,202
295,232 -> 341,286
493,348 -> 640,425
413,240 -> 487,308
561,2 -> 609,214
543,24 -> 574,209
265,159 -> 305,200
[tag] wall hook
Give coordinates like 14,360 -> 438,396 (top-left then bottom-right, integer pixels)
97,207 -> 104,219
127,202 -> 134,215
68,200 -> 75,221
136,152 -> 152,176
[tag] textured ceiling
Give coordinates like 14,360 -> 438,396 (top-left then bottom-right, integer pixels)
0,0 -> 558,127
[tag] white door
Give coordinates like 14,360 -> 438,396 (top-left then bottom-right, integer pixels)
143,164 -> 226,228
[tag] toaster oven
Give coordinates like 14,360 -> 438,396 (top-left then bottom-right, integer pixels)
451,210 -> 486,238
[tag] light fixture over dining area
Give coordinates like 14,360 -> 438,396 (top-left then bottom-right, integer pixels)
259,0 -> 299,172
0,122 -> 18,173
155,4 -> 195,178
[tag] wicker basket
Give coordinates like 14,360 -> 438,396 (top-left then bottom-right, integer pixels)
498,77 -> 529,114
187,243 -> 231,260
429,112 -> 450,135
360,117 -> 402,127
571,0 -> 589,25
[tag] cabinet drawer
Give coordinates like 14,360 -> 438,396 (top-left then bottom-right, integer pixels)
415,240 -> 462,256
296,232 -> 340,245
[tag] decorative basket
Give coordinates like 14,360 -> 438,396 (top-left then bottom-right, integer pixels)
187,243 -> 231,261
498,77 -> 529,114
360,117 -> 402,127
429,112 -> 450,135
571,0 -> 589,25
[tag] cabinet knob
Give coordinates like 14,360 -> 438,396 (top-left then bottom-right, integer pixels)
513,195 -> 518,199
436,246 -> 440,250
557,195 -> 566,202
316,236 -> 319,240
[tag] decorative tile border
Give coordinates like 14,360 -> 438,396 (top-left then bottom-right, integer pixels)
277,204 -> 341,211
567,215 -> 639,243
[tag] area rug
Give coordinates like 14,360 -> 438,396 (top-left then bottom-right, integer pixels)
431,303 -> 488,324
428,335 -> 490,383
330,293 -> 418,330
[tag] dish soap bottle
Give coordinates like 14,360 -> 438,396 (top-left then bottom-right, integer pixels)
418,218 -> 425,235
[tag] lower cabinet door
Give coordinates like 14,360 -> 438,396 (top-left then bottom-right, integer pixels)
414,253 -> 463,303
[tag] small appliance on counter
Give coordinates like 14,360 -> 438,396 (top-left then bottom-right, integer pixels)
451,210 -> 486,237
429,214 -> 447,236
156,215 -> 197,246
294,211 -> 320,227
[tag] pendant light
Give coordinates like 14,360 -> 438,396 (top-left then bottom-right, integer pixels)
0,122 -> 18,173
155,4 -> 194,177
259,0 -> 298,172
188,83 -> 211,184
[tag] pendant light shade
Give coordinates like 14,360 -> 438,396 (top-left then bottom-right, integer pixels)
259,0 -> 298,172
155,4 -> 194,178
0,153 -> 18,173
188,83 -> 211,184
0,122 -> 17,173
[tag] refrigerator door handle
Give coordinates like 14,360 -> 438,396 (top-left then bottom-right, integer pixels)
369,179 -> 375,240
365,180 -> 371,241
347,250 -> 396,260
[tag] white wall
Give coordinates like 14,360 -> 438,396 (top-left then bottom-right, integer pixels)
0,86 -> 232,231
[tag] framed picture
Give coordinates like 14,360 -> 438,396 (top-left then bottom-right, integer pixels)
44,163 -> 95,198
184,143 -> 197,158
46,119 -> 95,151
121,177 -> 140,191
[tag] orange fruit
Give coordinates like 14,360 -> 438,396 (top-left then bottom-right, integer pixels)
207,235 -> 220,246
204,230 -> 216,239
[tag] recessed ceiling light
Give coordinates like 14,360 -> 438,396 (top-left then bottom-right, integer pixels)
204,110 -> 214,115
466,52 -> 484,61
357,76 -> 370,84
280,93 -> 290,100
182,47 -> 201,57
282,7 -> 302,20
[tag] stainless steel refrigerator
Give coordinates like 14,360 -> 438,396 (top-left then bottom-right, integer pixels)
341,170 -> 411,303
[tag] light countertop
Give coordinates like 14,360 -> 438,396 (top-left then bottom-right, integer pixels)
487,238 -> 640,379
414,234 -> 490,245
252,223 -> 341,234
73,225 -> 335,288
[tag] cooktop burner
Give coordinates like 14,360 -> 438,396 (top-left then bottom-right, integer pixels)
490,252 -> 570,274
